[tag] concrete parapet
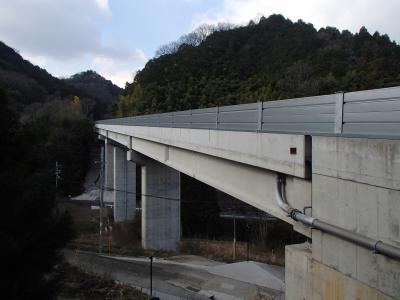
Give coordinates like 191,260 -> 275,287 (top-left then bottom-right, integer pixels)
312,136 -> 400,190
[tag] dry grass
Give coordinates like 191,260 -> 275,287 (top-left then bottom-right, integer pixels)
63,202 -> 286,265
66,205 -> 174,258
58,202 -> 99,234
55,262 -> 148,300
180,238 -> 285,266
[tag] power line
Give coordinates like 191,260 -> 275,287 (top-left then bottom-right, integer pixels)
59,176 -> 227,204
58,171 -> 273,218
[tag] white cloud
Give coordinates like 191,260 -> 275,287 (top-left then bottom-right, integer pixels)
94,0 -> 110,13
92,49 -> 147,87
191,0 -> 400,43
0,0 -> 146,86
107,70 -> 136,88
0,0 -> 104,60
23,53 -> 48,66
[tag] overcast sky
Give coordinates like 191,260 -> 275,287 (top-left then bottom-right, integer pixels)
0,0 -> 399,87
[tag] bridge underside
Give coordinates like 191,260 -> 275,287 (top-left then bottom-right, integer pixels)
97,125 -> 400,299
98,126 -> 312,225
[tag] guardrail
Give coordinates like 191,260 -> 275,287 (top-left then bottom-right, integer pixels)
97,86 -> 400,139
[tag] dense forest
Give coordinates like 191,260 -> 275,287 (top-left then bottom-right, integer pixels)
117,14 -> 400,116
0,41 -> 121,298
0,40 -> 123,194
0,88 -> 76,298
64,70 -> 121,118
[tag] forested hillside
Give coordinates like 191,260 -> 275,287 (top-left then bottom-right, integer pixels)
0,40 -> 122,195
65,70 -> 121,117
0,41 -> 121,118
0,88 -> 75,298
117,14 -> 400,116
0,41 -> 119,297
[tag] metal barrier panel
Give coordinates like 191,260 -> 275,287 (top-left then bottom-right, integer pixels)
262,94 -> 336,134
218,103 -> 259,131
191,107 -> 218,129
96,86 -> 400,139
343,86 -> 400,139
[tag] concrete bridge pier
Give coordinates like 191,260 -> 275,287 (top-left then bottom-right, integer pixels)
104,140 -> 136,222
104,139 -> 114,190
113,146 -> 136,222
138,155 -> 181,252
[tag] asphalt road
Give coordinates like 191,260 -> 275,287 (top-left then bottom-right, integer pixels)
64,250 -> 284,300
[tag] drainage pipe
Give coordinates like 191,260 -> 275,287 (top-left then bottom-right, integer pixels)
276,174 -> 400,261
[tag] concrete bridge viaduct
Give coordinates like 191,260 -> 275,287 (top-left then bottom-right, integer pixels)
96,86 -> 400,299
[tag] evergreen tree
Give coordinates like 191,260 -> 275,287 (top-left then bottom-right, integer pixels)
0,89 -> 75,299
117,14 -> 400,116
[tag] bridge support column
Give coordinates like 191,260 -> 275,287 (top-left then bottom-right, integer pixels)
141,159 -> 180,252
113,147 -> 136,222
104,139 -> 114,190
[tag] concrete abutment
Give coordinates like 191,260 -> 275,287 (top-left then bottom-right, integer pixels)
286,136 -> 400,300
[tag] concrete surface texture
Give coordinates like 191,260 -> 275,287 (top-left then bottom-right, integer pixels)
286,243 -> 396,300
311,136 -> 400,299
126,160 -> 136,217
96,126 -> 400,299
165,254 -> 224,267
285,243 -> 312,300
208,261 -> 285,291
140,158 -> 181,252
311,258 -> 396,300
98,125 -> 309,178
100,127 -> 312,226
64,250 -> 284,300
104,140 -> 114,190
113,146 -> 136,222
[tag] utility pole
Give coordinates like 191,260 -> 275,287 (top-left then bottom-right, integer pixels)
55,161 -> 62,199
55,161 -> 59,191
232,215 -> 236,262
55,161 -> 62,190
246,223 -> 250,262
150,256 -> 153,297
99,146 -> 105,254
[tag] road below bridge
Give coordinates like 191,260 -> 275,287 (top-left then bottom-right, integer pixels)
64,250 -> 284,300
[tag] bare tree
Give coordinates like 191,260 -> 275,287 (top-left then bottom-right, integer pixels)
154,23 -> 235,57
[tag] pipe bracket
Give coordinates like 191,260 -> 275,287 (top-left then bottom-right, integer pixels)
373,240 -> 383,254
